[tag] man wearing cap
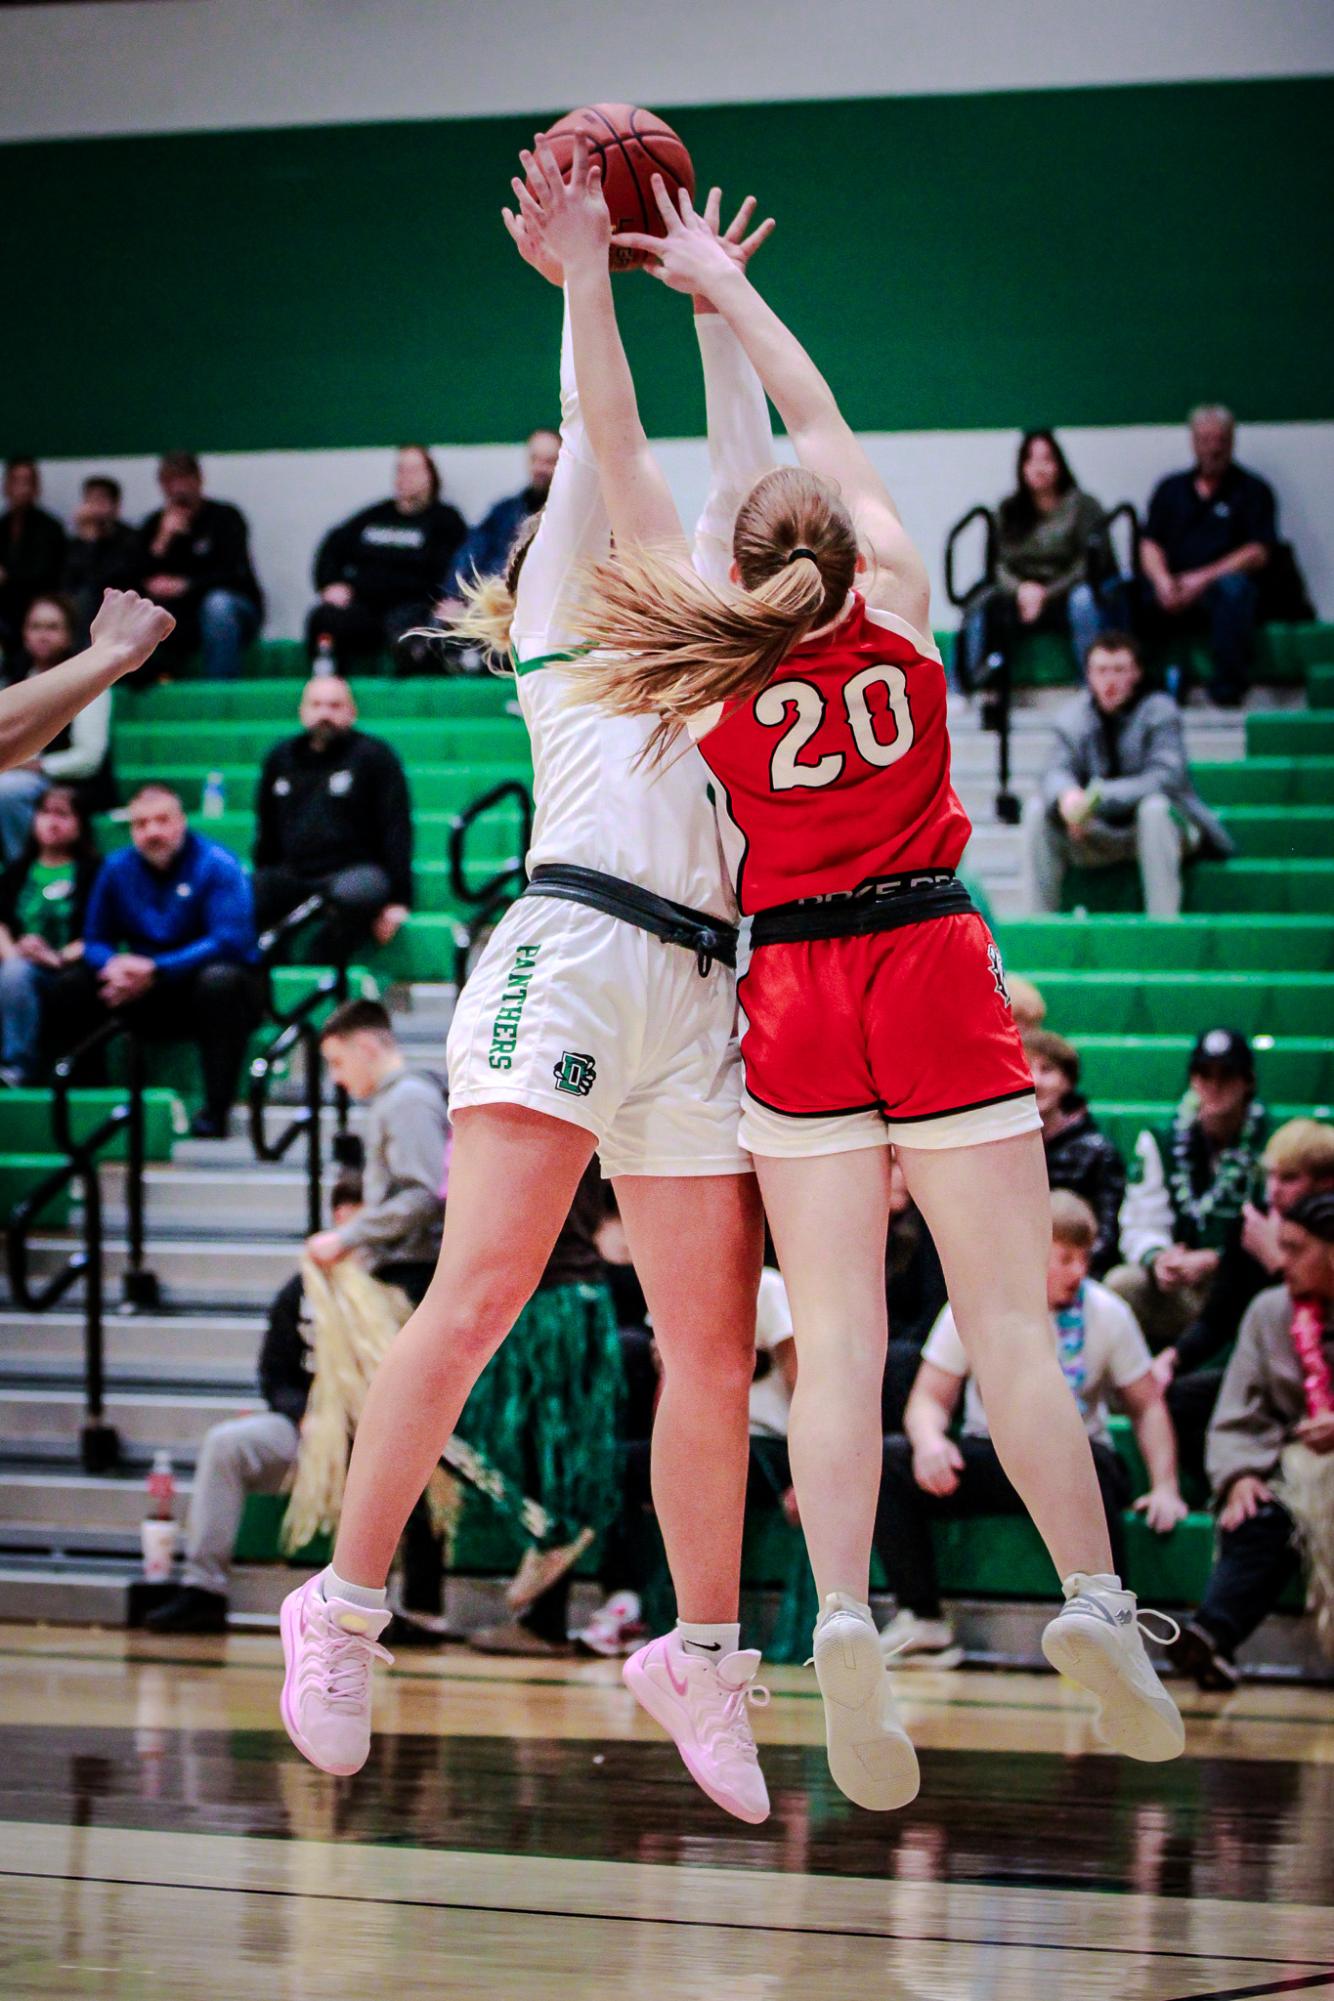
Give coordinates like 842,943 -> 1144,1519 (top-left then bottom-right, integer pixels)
1169,1191 -> 1334,1688
1108,1029 -> 1268,1351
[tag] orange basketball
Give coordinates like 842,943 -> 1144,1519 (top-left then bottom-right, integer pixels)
537,103 -> 695,270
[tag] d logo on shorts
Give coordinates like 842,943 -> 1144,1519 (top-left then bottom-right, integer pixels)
554,1050 -> 597,1097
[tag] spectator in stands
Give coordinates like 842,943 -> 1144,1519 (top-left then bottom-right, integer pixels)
307,447 -> 467,674
252,678 -> 413,963
1109,1029 -> 1268,1351
1005,974 -> 1046,1035
47,784 -> 262,1139
876,1192 -> 1186,1668
0,595 -> 117,862
441,430 -> 559,603
1154,1118 -> 1334,1487
1169,1192 -> 1334,1689
1026,1028 -> 1127,1276
61,477 -> 137,638
958,431 -> 1112,689
1020,630 -> 1235,918
0,458 -> 67,658
311,999 -> 447,1306
883,1154 -> 949,1432
132,452 -> 263,680
0,785 -> 100,1086
144,1173 -> 366,1635
1139,406 -> 1276,707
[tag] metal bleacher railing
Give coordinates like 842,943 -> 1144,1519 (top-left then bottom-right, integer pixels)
6,1019 -> 156,1473
447,776 -> 534,985
247,895 -> 353,1239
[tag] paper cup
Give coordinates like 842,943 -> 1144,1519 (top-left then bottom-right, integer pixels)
140,1518 -> 178,1582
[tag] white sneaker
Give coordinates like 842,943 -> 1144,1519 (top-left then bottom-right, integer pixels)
1042,1573 -> 1185,1763
812,1593 -> 920,1812
574,1590 -> 646,1658
280,1575 -> 393,1777
879,1608 -> 964,1670
623,1630 -> 771,1823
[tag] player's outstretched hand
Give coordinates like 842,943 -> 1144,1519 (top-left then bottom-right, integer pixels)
88,589 -> 176,679
613,176 -> 772,301
690,188 -> 776,312
502,201 -> 564,286
513,136 -> 611,276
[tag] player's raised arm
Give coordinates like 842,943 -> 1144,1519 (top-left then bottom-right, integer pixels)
618,180 -> 930,630
518,139 -> 687,559
0,589 -> 174,773
691,190 -> 777,589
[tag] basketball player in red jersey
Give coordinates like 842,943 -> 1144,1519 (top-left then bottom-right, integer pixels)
520,141 -> 1184,1807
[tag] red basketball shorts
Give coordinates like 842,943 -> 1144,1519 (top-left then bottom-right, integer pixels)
735,912 -> 1039,1157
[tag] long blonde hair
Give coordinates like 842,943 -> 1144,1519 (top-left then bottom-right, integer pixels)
569,468 -> 859,753
441,513 -> 543,674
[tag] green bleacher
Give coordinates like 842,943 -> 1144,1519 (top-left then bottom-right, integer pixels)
955,620 -> 1334,690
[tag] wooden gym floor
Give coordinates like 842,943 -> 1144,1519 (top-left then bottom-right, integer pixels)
1,1622 -> 1331,1999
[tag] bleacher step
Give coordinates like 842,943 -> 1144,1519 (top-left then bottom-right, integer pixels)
0,1386 -> 255,1452
3,1238 -> 298,1308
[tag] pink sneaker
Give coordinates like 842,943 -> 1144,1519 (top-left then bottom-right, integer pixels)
279,1575 -> 393,1777
623,1631 -> 771,1824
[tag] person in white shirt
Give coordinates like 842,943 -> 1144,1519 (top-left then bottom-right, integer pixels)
877,1190 -> 1186,1667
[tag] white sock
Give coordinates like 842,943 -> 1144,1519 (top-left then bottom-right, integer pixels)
320,1565 -> 388,1609
676,1619 -> 741,1660
1064,1571 -> 1126,1597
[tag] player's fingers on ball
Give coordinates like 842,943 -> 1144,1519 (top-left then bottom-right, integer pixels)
741,217 -> 777,257
518,148 -> 546,195
648,174 -> 681,229
723,194 -> 756,241
567,134 -> 588,185
702,185 -> 722,231
612,232 -> 659,257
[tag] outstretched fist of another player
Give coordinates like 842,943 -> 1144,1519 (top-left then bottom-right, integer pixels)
511,137 -> 611,277
89,589 -> 176,679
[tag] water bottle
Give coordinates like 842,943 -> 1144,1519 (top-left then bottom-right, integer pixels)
141,1451 -> 177,1580
146,1450 -> 175,1520
312,633 -> 338,678
201,769 -> 227,819
1165,663 -> 1183,705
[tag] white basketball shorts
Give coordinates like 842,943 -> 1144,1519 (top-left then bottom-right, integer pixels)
447,894 -> 751,1180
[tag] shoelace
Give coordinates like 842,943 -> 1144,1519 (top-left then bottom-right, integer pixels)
1066,1594 -> 1181,1649
709,1679 -> 770,1760
319,1622 -> 392,1711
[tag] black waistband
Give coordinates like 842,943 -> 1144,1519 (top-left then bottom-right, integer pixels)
523,864 -> 737,974
748,870 -> 974,947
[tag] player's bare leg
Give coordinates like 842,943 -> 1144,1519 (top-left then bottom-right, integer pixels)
614,1171 -> 772,1824
281,1104 -> 594,1776
757,1144 -> 919,1811
898,1130 -> 1183,1760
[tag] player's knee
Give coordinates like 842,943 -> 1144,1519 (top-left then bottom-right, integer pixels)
1136,791 -> 1173,828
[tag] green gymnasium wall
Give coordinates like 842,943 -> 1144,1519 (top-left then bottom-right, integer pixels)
4,76 -> 1331,455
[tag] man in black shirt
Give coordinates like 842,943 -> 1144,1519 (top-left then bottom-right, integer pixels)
61,476 -> 138,639
307,446 -> 466,673
146,1173 -> 364,1633
252,678 -> 413,961
132,452 -> 264,680
0,458 -> 67,658
1140,407 -> 1276,706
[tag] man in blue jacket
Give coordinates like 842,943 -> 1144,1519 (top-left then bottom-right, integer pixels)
49,783 -> 262,1137
440,429 -> 558,601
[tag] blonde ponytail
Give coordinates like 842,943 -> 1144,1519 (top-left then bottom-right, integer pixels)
568,548 -> 826,755
447,571 -> 519,673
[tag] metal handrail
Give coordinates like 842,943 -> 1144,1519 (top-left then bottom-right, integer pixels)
6,1018 -> 156,1472
1097,500 -> 1141,586
448,778 -> 532,910
944,503 -> 996,610
447,777 -> 533,987
248,894 -> 350,1238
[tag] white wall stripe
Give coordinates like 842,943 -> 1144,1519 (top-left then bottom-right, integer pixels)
34,422 -> 1331,641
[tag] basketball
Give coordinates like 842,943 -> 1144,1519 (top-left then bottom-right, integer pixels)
537,103 -> 695,269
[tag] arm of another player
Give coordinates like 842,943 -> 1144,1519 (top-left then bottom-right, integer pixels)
691,190 -> 777,587
0,590 -> 174,772
618,181 -> 930,630
498,207 -> 612,657
518,138 -> 687,559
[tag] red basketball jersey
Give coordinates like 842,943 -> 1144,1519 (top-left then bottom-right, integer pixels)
693,595 -> 972,914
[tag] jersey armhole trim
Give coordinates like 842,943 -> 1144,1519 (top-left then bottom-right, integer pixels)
863,603 -> 943,664
511,643 -> 591,677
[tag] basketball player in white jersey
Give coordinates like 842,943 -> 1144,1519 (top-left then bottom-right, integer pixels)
279,185 -> 782,1823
